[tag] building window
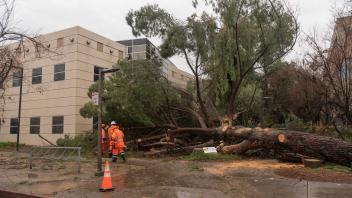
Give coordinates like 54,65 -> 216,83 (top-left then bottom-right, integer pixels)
10,118 -> 19,134
12,71 -> 22,87
172,71 -> 175,77
57,38 -> 64,48
127,47 -> 132,59
94,66 -> 104,82
54,64 -> 65,81
30,117 -> 40,134
97,42 -> 103,52
52,116 -> 64,134
32,67 -> 42,84
118,50 -> 123,59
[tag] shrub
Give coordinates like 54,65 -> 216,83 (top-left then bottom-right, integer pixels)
56,130 -> 97,155
0,142 -> 16,148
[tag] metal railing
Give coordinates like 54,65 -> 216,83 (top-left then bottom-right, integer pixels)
29,146 -> 81,173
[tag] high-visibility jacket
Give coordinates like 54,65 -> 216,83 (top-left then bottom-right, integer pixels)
101,128 -> 106,143
115,129 -> 125,147
109,126 -> 125,147
108,126 -> 114,141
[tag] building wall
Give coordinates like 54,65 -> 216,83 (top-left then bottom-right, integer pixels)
0,26 -> 125,145
164,62 -> 194,89
117,38 -> 194,88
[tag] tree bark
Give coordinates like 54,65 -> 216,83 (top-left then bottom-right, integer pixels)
168,126 -> 352,166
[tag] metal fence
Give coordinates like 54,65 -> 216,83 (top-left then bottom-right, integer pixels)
28,147 -> 81,173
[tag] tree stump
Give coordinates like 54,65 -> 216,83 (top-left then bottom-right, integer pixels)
303,158 -> 322,168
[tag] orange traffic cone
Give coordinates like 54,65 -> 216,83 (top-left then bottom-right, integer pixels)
99,161 -> 115,192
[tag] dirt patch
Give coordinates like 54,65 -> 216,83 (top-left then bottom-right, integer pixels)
203,159 -> 301,176
276,167 -> 352,184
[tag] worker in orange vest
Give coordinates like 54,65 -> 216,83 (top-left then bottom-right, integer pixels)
107,121 -> 115,158
109,121 -> 126,162
101,123 -> 107,156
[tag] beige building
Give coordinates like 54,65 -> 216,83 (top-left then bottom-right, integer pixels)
0,26 -> 193,146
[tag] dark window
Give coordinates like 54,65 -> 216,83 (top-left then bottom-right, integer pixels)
54,64 -> 65,81
10,118 -> 19,134
128,46 -> 132,53
97,42 -> 103,52
94,66 -> 104,82
52,116 -> 64,134
12,71 -> 22,87
32,68 -> 42,84
30,117 -> 40,134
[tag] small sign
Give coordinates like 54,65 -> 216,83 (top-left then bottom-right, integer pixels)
203,147 -> 218,154
92,92 -> 99,105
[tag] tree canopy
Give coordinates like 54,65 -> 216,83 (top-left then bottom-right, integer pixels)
126,0 -> 298,126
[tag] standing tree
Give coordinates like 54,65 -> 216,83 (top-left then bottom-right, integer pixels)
0,0 -> 47,123
305,6 -> 352,136
126,0 -> 298,126
0,0 -> 44,90
80,0 -> 352,166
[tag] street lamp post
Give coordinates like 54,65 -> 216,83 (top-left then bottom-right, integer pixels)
95,68 -> 119,176
16,67 -> 24,152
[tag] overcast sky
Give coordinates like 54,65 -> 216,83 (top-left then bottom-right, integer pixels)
13,0 -> 345,72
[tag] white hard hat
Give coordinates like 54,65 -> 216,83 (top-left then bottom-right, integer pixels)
111,121 -> 117,125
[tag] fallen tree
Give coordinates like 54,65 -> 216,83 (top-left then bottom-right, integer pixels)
127,126 -> 352,166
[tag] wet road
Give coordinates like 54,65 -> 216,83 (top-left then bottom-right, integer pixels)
1,152 -> 352,198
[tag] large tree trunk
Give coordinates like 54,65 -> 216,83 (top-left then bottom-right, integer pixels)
217,127 -> 352,166
127,126 -> 352,166
166,126 -> 352,166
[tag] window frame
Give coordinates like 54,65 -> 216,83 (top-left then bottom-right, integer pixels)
12,71 -> 22,87
57,38 -> 64,48
10,118 -> 19,134
52,116 -> 64,134
30,117 -> 40,134
97,42 -> 103,52
54,64 -> 65,81
32,67 -> 42,84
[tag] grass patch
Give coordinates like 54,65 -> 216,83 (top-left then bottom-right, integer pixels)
180,152 -> 241,161
322,164 -> 352,173
0,142 -> 16,148
303,163 -> 352,173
